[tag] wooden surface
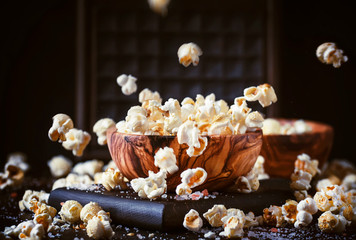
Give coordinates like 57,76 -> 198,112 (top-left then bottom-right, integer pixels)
261,119 -> 334,178
107,128 -> 263,192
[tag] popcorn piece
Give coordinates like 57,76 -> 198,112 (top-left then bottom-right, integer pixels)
62,128 -> 91,157
131,171 -> 167,199
323,185 -> 346,211
314,191 -> 334,212
253,155 -> 269,180
139,88 -> 162,105
316,175 -> 341,191
294,153 -> 320,177
234,168 -> 260,193
47,155 -> 72,178
290,170 -> 312,191
0,173 -> 12,190
93,118 -> 115,145
204,231 -> 216,239
175,183 -> 192,195
48,113 -> 74,142
262,118 -> 281,135
102,168 -> 127,191
177,120 -> 208,157
183,209 -> 203,232
154,147 -> 178,174
318,211 -> 348,233
316,42 -> 348,68
203,204 -> 227,227
80,202 -> 103,224
125,106 -> 149,133
208,114 -> 234,135
341,173 -> 356,191
147,0 -> 170,16
116,74 -> 137,95
244,212 -> 261,228
177,42 -> 202,67
181,167 -> 207,189
294,120 -> 312,134
220,215 -> 245,238
245,111 -> 264,129
86,216 -> 114,239
4,162 -> 24,186
19,190 -> 49,212
5,220 -> 45,240
340,204 -> 354,221
294,190 -> 309,202
72,159 -> 104,178
345,190 -> 356,207
297,197 -> 318,215
59,200 -> 83,224
6,152 -> 29,172
263,205 -> 284,227
281,200 -> 298,224
244,84 -> 277,108
52,173 -> 94,190
34,212 -> 53,230
294,210 -> 312,228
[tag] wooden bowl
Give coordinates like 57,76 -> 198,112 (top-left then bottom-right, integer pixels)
107,127 -> 262,192
260,119 -> 334,178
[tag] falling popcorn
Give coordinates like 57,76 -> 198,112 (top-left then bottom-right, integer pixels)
316,42 -> 348,68
48,113 -> 74,142
93,118 -> 116,145
116,74 -> 137,95
177,42 -> 202,67
62,128 -> 91,157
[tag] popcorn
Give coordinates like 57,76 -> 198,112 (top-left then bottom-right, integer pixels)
243,84 -> 277,108
177,120 -> 208,157
294,210 -> 312,228
290,170 -> 312,191
314,191 -> 334,212
294,120 -> 312,134
318,211 -> 348,233
154,147 -> 179,174
208,114 -> 234,135
297,197 -> 318,214
341,173 -> 356,191
253,155 -> 269,180
48,113 -> 74,142
4,162 -> 25,186
5,220 -> 45,240
80,202 -> 103,224
59,200 -> 83,224
86,215 -> 114,239
244,212 -> 261,228
101,168 -> 127,191
203,204 -> 227,227
116,74 -> 137,95
19,190 -> 49,212
345,190 -> 356,207
34,212 -> 53,230
175,183 -> 192,195
0,173 -> 12,190
263,205 -> 284,227
103,160 -> 118,171
294,153 -> 320,177
93,118 -> 115,145
316,42 -> 348,68
62,128 -> 91,157
316,176 -> 341,192
147,0 -> 170,16
340,204 -> 354,221
72,159 -> 104,178
52,173 -> 93,190
139,88 -> 162,105
6,152 -> 29,172
294,190 -> 309,202
47,155 -> 72,178
177,42 -> 202,67
245,111 -> 264,129
183,209 -> 203,232
314,185 -> 346,212
125,106 -> 149,133
234,168 -> 260,193
219,214 -> 245,238
262,118 -> 281,134
131,170 -> 167,199
180,167 -> 207,189
281,200 -> 298,224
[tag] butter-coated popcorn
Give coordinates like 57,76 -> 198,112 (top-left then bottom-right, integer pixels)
281,200 -> 298,224
183,209 -> 203,232
62,128 -> 91,157
52,173 -> 93,190
86,216 -> 114,239
244,84 -> 277,108
263,205 -> 284,227
318,211 -> 348,233
93,118 -> 115,145
48,113 -> 74,142
219,215 -> 245,238
203,204 -> 227,227
177,42 -> 202,67
341,173 -> 356,191
72,159 -> 104,178
154,147 -> 178,174
59,200 -> 83,224
340,204 -> 354,221
80,202 -> 103,224
19,190 -> 49,212
102,168 -> 126,191
316,42 -> 348,68
148,0 -> 170,16
294,153 -> 320,177
139,88 -> 162,105
244,211 -> 261,228
208,114 -> 234,135
34,212 -> 53,230
131,170 -> 167,199
47,155 -> 72,178
323,185 -> 346,210
180,167 -> 207,189
116,74 -> 137,95
314,191 -> 334,212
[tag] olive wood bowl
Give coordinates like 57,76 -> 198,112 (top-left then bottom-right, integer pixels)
107,127 -> 263,192
260,119 -> 333,178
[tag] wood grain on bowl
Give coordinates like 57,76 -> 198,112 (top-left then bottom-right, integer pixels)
107,127 -> 263,192
260,119 -> 333,178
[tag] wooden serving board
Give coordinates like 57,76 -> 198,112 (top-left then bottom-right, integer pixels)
48,179 -> 293,231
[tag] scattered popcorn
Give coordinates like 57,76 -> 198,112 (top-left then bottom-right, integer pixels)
253,155 -> 269,180
314,191 -> 334,212
262,119 -> 312,135
244,212 -> 262,228
131,171 -> 167,199
339,204 -> 354,221
62,128 -> 91,157
318,211 -> 349,233
4,220 -> 45,240
281,200 -> 298,224
72,159 -> 104,178
234,167 -> 260,193
0,173 -> 12,190
147,0 -> 170,16
316,175 -> 341,191
203,204 -> 227,227
294,190 -> 309,202
341,173 -> 356,191
175,183 -> 192,195
220,213 -> 245,238
47,155 -> 72,178
86,216 -> 114,239
316,42 -> 348,68
176,168 -> 207,195
244,84 -> 277,108
263,205 -> 284,227
294,210 -> 312,228
52,173 -> 94,190
48,113 -> 74,142
177,42 -> 202,67
6,152 -> 29,172
80,202 -> 103,224
294,197 -> 318,228
34,212 -> 53,230
116,74 -> 137,95
59,200 -> 83,224
294,153 -> 320,177
154,147 -> 178,174
93,118 -> 116,145
101,168 -> 127,191
183,209 -> 203,232
19,190 -> 49,212
290,170 -> 312,191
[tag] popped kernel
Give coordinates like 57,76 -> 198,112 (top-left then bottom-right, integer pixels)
177,42 -> 202,67
116,74 -> 137,95
244,212 -> 261,228
125,106 -> 149,133
48,113 -> 74,142
34,212 -> 53,230
294,153 -> 320,177
290,170 -> 312,191
62,128 -> 91,157
340,204 -> 354,221
345,190 -> 356,207
263,205 -> 284,227
102,168 -> 127,191
316,175 -> 341,191
294,211 -> 312,228
294,120 -> 313,134
281,200 -> 298,224
6,152 -> 29,172
139,88 -> 162,105
175,183 -> 192,195
318,211 -> 348,233
245,111 -> 264,129
47,155 -> 72,178
234,168 -> 260,193
297,197 -> 318,214
72,159 -> 104,178
244,84 -> 277,108
341,173 -> 356,191
130,171 -> 167,199
253,155 -> 269,180
4,162 -> 24,186
93,118 -> 116,145
219,215 -> 245,238
183,209 -> 203,232
203,204 -> 227,227
316,42 -> 348,68
180,167 -> 207,189
8,220 -> 45,240
294,190 -> 309,202
314,191 -> 334,212
0,173 -> 12,190
80,202 -> 103,224
262,118 -> 281,135
177,120 -> 208,157
147,0 -> 170,16
19,190 -> 49,212
52,173 -> 93,190
86,216 -> 114,239
154,147 -> 179,174
59,200 -> 83,224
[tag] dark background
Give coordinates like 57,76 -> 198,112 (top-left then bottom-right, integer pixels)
1,0 -> 355,174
